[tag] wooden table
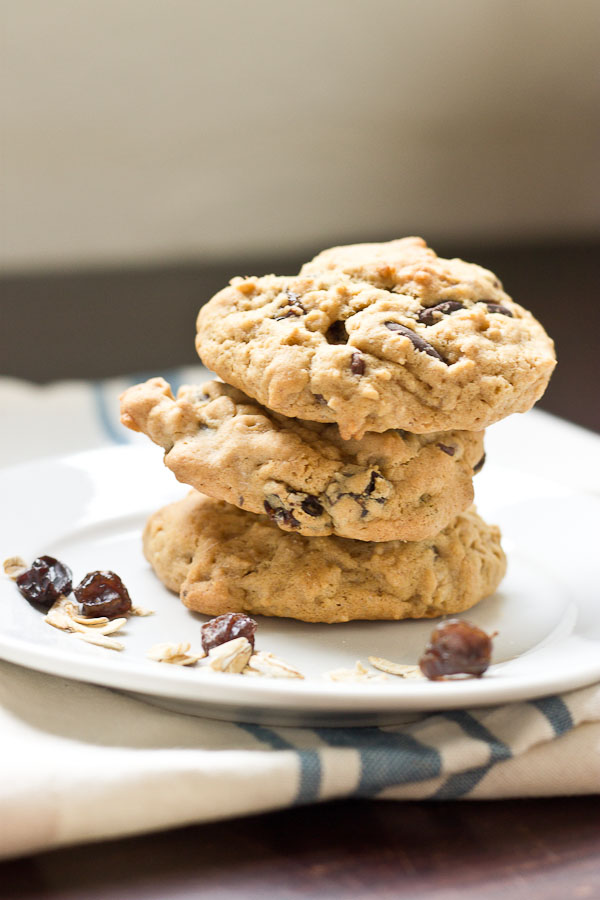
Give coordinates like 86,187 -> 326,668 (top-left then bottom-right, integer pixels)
1,241 -> 599,896
3,797 -> 599,898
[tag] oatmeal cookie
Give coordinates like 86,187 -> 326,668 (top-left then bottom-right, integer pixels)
143,492 -> 506,623
121,377 -> 484,542
195,238 -> 555,438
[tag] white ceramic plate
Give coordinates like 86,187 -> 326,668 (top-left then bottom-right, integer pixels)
1,446 -> 599,726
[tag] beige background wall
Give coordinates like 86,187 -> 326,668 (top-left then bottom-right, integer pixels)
1,0 -> 599,271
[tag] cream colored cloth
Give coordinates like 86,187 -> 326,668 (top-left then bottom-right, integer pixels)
0,661 -> 598,859
0,373 -> 598,860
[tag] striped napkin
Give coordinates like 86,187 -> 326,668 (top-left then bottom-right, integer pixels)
0,371 -> 598,859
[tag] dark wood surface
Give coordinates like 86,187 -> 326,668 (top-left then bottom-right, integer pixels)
2,797 -> 599,899
1,243 -> 599,895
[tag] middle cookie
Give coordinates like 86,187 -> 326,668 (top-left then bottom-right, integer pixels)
120,377 -> 485,542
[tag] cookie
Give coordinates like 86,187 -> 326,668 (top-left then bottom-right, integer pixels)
143,492 -> 506,623
195,237 -> 556,439
300,235 -> 437,281
121,377 -> 484,542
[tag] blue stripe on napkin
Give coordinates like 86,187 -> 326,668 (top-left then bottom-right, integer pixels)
530,696 -> 573,735
315,727 -> 441,796
239,724 -> 322,804
428,711 -> 512,799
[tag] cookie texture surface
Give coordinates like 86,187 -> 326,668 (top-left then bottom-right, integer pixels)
195,237 -> 556,438
143,492 -> 506,623
121,377 -> 484,542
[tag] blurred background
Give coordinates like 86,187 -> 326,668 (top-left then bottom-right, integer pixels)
1,0 -> 599,429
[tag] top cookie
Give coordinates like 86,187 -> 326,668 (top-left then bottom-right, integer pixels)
196,237 -> 556,439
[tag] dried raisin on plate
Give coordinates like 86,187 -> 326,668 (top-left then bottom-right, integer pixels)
74,571 -> 132,619
16,556 -> 73,608
201,612 -> 257,652
419,619 -> 493,680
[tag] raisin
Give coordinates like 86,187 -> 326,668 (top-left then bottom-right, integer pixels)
325,320 -> 348,344
74,571 -> 132,618
419,619 -> 493,680
301,495 -> 324,517
384,321 -> 445,362
350,352 -> 365,375
16,556 -> 72,608
437,443 -> 455,456
417,301 -> 464,325
201,612 -> 257,652
263,499 -> 300,529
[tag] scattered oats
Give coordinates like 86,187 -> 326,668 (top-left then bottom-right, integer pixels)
44,598 -> 128,645
146,641 -> 205,666
325,660 -> 388,683
97,617 -> 128,635
45,600 -> 92,634
368,657 -> 424,679
207,637 -> 252,674
69,612 -> 110,626
147,641 -> 190,661
171,655 -> 203,666
45,608 -> 74,632
243,650 -> 304,679
131,605 -> 154,616
65,605 -> 127,634
3,556 -> 28,580
74,631 -> 124,651
45,597 -> 78,632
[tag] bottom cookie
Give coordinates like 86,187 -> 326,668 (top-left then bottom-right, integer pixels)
143,492 -> 506,624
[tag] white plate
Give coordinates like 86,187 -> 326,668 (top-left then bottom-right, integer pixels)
1,446 -> 599,726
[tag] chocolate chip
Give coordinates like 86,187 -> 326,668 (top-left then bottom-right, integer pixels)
301,495 -> 324,517
480,301 -> 513,317
384,321 -> 445,361
313,394 -> 326,404
327,469 -> 389,513
273,289 -> 306,320
364,471 -> 380,496
325,320 -> 348,344
350,352 -> 365,375
473,453 -> 486,474
437,443 -> 455,456
263,499 -> 300,529
417,301 -> 464,326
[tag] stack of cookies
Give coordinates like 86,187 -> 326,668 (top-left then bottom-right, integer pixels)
120,238 -> 556,624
